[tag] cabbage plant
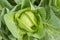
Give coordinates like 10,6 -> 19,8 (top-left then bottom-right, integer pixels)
0,0 -> 60,40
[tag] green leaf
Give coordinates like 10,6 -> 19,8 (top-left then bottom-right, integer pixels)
4,12 -> 20,38
21,0 -> 30,9
30,0 -> 35,4
43,9 -> 60,40
0,0 -> 13,9
0,5 -> 3,10
54,0 -> 60,9
0,8 -> 6,28
0,34 -> 2,40
47,9 -> 60,31
14,0 -> 22,4
37,7 -> 46,22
